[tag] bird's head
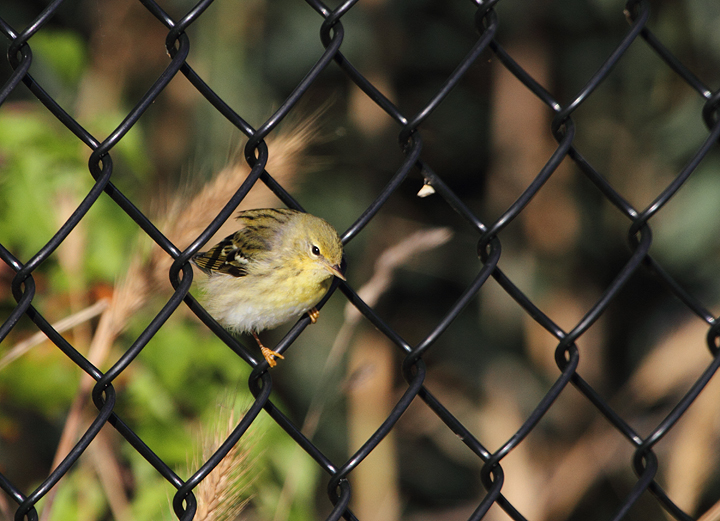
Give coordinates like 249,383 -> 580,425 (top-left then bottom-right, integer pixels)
284,213 -> 345,282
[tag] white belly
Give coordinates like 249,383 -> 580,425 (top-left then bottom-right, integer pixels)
198,271 -> 331,333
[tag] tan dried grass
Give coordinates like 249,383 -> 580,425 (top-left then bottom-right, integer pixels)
192,404 -> 257,521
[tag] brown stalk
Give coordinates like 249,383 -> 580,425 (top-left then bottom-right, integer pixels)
191,403 -> 257,521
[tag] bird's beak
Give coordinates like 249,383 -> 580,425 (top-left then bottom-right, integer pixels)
325,263 -> 346,281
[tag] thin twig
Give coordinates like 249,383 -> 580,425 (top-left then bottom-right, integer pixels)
0,299 -> 109,371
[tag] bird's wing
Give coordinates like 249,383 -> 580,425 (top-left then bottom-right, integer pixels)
193,209 -> 299,277
235,207 -> 298,226
193,228 -> 271,277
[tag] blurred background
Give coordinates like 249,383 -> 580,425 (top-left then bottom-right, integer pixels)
1,0 -> 720,520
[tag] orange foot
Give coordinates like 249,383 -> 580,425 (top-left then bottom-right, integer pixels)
260,345 -> 285,367
308,307 -> 319,323
253,332 -> 285,367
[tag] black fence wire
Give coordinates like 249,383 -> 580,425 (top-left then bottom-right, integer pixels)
1,0 -> 720,520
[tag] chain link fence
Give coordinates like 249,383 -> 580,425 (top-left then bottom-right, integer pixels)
1,0 -> 720,520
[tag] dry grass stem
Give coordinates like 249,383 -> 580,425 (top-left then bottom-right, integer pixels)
37,260 -> 147,521
89,430 -> 132,521
325,225 -> 452,428
0,298 -> 109,371
87,256 -> 150,369
347,330 -> 400,521
192,406 -> 256,521
38,251 -> 161,521
343,226 -> 453,326
55,190 -> 92,348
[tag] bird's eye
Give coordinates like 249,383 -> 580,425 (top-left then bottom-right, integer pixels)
311,245 -> 321,256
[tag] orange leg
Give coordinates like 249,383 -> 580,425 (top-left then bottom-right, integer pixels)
252,332 -> 284,367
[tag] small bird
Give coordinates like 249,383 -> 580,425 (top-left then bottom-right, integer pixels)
192,208 -> 345,367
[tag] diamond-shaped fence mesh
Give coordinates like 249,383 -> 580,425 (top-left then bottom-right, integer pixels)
2,0 -> 720,520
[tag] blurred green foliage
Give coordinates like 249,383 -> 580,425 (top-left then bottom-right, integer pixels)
29,30 -> 87,91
